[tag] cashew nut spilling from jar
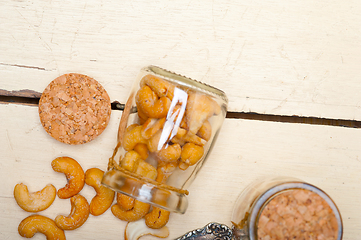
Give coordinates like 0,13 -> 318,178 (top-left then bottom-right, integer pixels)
55,194 -> 90,230
117,150 -> 143,211
124,218 -> 169,240
112,75 -> 222,236
51,157 -> 85,199
112,159 -> 158,222
85,168 -> 115,216
135,85 -> 171,119
18,215 -> 66,240
118,151 -> 156,212
14,183 -> 56,213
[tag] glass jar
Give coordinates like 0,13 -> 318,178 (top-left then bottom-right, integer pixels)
231,177 -> 343,240
102,66 -> 228,214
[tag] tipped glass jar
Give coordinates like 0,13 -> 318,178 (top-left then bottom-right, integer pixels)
102,66 -> 228,214
231,177 -> 343,240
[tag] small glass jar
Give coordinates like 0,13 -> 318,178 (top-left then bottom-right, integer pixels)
231,177 -> 343,240
102,66 -> 228,214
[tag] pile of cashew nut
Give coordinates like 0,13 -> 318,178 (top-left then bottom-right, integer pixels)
14,157 -> 118,240
14,156 -> 169,240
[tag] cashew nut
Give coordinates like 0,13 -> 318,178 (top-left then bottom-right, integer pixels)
171,128 -> 206,146
135,85 -> 171,119
155,143 -> 181,163
121,150 -> 142,172
196,120 -> 212,141
141,117 -> 166,140
181,143 -> 204,167
137,107 -> 149,125
140,74 -> 175,100
14,183 -> 56,212
147,130 -> 166,153
117,193 -> 135,211
85,168 -> 115,216
185,93 -> 220,134
55,194 -> 90,230
144,207 -> 171,229
136,160 -> 158,181
111,200 -> 150,222
51,156 -> 85,199
178,162 -> 190,171
18,215 -> 66,240
125,218 -> 169,240
134,143 -> 149,160
156,161 -> 178,183
123,124 -> 147,151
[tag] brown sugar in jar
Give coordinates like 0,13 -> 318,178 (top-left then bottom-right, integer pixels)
257,189 -> 338,240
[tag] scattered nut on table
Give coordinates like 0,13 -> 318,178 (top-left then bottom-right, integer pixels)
14,183 -> 56,212
51,156 -> 85,199
18,214 -> 66,240
85,168 -> 115,216
55,194 -> 90,230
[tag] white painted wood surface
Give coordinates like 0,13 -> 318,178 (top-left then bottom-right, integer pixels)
1,104 -> 360,239
1,0 -> 361,120
1,0 -> 361,239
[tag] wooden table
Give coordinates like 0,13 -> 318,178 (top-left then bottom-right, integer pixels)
1,0 -> 360,239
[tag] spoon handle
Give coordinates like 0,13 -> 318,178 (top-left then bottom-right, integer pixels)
175,222 -> 233,240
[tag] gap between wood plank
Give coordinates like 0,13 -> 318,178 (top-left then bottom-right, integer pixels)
1,92 -> 360,129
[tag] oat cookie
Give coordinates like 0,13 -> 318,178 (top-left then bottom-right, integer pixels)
39,73 -> 111,145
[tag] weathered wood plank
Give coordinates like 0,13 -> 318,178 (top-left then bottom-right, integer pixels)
1,104 -> 360,239
1,0 -> 361,120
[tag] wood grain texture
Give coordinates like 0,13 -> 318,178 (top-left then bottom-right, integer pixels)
1,0 -> 361,120
1,0 -> 361,239
1,104 -> 360,239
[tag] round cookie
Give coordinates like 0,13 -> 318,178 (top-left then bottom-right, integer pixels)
39,73 -> 111,145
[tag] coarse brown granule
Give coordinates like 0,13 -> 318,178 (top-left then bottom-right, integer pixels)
39,73 -> 111,145
257,189 -> 338,240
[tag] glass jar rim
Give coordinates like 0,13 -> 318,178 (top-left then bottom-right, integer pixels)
143,66 -> 229,104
